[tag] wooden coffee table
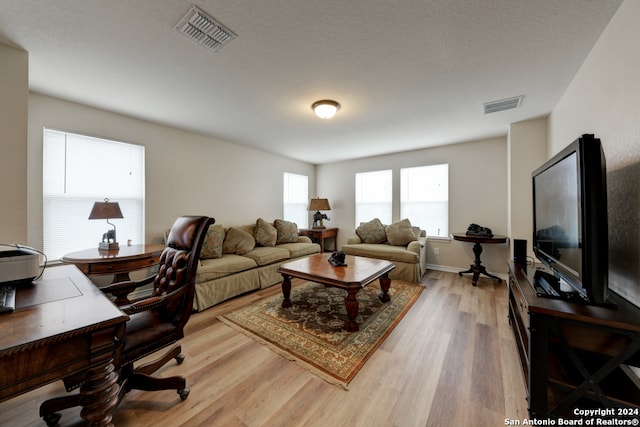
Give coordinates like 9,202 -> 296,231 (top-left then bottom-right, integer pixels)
278,253 -> 395,331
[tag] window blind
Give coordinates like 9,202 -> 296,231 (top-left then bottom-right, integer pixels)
283,172 -> 308,228
43,129 -> 145,260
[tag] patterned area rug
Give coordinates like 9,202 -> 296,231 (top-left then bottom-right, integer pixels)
218,280 -> 423,389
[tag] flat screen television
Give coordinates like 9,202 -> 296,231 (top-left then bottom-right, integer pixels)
532,134 -> 609,305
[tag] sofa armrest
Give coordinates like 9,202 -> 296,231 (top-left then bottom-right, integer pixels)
297,235 -> 312,244
407,237 -> 426,254
346,234 -> 362,244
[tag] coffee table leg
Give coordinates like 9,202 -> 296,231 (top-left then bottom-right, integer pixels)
344,288 -> 360,332
379,275 -> 391,302
281,274 -> 292,308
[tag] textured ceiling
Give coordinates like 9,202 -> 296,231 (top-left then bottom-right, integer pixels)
0,0 -> 622,164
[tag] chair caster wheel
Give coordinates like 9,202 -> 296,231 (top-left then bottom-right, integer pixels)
43,412 -> 62,427
175,354 -> 185,365
178,387 -> 190,400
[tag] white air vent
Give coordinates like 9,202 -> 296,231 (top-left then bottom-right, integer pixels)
176,6 -> 237,51
483,96 -> 523,114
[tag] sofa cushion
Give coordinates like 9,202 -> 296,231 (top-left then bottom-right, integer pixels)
386,219 -> 418,246
222,227 -> 256,255
243,246 -> 290,266
200,224 -> 225,259
197,254 -> 258,282
277,242 -> 321,258
254,218 -> 277,247
342,243 -> 419,264
356,218 -> 387,243
274,219 -> 299,244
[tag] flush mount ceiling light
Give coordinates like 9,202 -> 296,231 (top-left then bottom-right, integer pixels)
312,100 -> 341,119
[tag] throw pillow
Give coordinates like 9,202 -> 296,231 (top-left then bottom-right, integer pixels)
200,224 -> 226,259
222,227 -> 255,255
275,219 -> 299,243
386,218 -> 418,246
254,218 -> 277,247
356,218 -> 387,244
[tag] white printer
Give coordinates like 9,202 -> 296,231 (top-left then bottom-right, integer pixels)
0,246 -> 41,286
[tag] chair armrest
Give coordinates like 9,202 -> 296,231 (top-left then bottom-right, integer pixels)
124,296 -> 164,315
102,274 -> 156,306
346,234 -> 362,244
297,236 -> 312,244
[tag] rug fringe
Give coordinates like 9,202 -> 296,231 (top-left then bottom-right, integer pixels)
217,315 -> 350,390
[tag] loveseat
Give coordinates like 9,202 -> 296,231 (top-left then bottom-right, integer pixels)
341,218 -> 427,283
193,218 -> 320,312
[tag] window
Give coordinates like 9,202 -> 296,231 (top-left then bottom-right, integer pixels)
401,164 -> 449,237
283,172 -> 308,228
355,170 -> 392,226
43,129 -> 145,260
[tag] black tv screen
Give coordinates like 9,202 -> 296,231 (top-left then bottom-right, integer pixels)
532,134 -> 608,305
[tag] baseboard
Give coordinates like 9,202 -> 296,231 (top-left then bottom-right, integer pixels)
426,263 -> 508,281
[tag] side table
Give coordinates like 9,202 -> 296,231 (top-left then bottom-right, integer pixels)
452,232 -> 507,286
62,243 -> 165,283
298,228 -> 338,253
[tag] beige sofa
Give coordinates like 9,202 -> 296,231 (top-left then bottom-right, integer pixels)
193,219 -> 320,312
341,218 -> 427,283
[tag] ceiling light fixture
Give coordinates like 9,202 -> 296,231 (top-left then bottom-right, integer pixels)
312,100 -> 340,119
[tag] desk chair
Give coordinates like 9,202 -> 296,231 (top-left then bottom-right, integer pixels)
40,215 -> 214,426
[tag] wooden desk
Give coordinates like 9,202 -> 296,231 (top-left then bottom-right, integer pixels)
298,228 -> 338,253
452,232 -> 507,286
62,244 -> 165,283
0,265 -> 128,426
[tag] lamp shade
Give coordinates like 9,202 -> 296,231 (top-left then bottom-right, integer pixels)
308,198 -> 331,211
88,199 -> 124,220
311,100 -> 340,119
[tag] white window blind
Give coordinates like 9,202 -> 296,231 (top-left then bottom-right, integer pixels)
283,172 -> 308,228
401,164 -> 449,237
355,170 -> 392,226
43,129 -> 145,260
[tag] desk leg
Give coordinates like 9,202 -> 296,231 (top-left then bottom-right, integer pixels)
79,361 -> 120,427
458,242 -> 502,286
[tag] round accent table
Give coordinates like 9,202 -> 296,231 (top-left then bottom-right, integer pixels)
452,233 -> 507,286
62,244 -> 165,284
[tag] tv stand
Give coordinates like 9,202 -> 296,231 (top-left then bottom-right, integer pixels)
532,266 -> 618,308
507,261 -> 640,419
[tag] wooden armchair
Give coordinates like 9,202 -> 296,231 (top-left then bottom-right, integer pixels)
40,215 -> 214,426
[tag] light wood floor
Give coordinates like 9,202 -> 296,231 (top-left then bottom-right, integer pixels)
0,270 -> 529,427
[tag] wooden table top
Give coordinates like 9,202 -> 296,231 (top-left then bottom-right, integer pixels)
451,233 -> 508,244
278,253 -> 395,288
62,244 -> 165,263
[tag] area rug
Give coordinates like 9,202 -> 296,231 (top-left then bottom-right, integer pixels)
218,280 -> 423,389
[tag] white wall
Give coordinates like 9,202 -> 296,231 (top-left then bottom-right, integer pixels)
549,0 -> 640,307
508,117 -> 548,260
316,137 -> 510,276
0,42 -> 28,244
27,93 -> 315,248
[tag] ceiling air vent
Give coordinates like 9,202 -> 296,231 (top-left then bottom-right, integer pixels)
483,95 -> 523,114
176,6 -> 237,51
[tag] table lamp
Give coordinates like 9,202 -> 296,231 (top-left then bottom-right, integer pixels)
89,198 -> 124,250
308,198 -> 331,229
